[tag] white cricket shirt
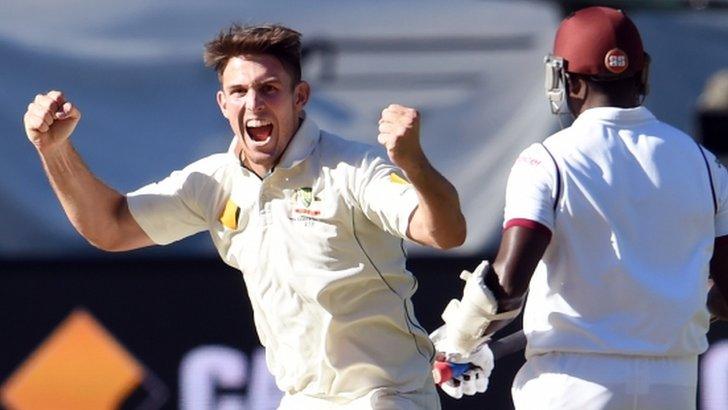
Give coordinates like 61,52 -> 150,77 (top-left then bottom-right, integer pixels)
127,115 -> 434,401
504,106 -> 728,358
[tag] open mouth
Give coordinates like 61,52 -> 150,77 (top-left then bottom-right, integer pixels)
245,119 -> 273,142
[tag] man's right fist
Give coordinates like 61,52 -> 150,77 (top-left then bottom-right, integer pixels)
24,90 -> 81,153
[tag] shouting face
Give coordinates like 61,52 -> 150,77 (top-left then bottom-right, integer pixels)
216,54 -> 309,176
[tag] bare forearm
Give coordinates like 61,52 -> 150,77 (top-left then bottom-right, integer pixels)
709,236 -> 728,321
24,90 -> 151,251
481,226 -> 551,335
376,104 -> 465,249
39,142 -> 136,250
708,283 -> 728,321
709,275 -> 728,321
405,160 -> 466,249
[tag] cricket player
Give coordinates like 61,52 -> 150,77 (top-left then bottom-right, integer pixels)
23,24 -> 466,409
431,7 -> 728,409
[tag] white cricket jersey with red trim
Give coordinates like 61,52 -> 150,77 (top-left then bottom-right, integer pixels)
504,106 -> 728,358
126,115 -> 436,405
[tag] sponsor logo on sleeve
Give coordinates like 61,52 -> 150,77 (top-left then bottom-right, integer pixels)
219,199 -> 241,230
517,156 -> 542,166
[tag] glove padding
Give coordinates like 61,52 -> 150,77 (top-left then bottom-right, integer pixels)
430,324 -> 495,399
441,260 -> 521,356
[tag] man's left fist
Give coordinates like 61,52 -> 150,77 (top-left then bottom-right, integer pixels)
378,104 -> 427,172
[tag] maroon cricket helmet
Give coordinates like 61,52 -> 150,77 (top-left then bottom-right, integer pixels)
553,6 -> 645,78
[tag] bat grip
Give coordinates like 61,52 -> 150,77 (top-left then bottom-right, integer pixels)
433,330 -> 527,385
489,329 -> 526,360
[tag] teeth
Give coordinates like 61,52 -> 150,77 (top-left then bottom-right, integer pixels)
246,119 -> 272,127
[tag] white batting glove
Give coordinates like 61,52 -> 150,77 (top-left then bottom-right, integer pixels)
430,324 -> 495,399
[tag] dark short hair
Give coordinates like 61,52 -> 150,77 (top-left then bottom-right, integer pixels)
204,24 -> 302,86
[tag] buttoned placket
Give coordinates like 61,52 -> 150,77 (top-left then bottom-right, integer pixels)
258,168 -> 291,227
258,174 -> 272,227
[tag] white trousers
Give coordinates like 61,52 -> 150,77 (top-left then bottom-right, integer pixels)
512,352 -> 697,410
278,384 -> 441,410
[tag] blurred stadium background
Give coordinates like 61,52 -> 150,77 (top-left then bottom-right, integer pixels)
1,0 -> 728,409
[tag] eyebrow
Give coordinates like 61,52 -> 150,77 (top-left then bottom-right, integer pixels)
225,77 -> 282,92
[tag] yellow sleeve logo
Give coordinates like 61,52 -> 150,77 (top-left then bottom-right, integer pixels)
219,199 -> 240,230
389,172 -> 410,185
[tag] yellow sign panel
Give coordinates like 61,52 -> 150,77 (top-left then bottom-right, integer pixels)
1,309 -> 144,410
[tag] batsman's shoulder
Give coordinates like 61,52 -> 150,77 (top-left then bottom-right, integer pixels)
514,143 -> 553,169
542,126 -> 572,146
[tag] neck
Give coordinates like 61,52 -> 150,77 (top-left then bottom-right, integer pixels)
574,93 -> 640,117
568,75 -> 642,117
239,152 -> 272,179
247,161 -> 272,179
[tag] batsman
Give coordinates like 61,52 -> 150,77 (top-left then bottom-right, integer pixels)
431,7 -> 728,410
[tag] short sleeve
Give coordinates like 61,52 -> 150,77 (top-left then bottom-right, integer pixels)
127,159 -> 222,245
503,143 -> 559,232
354,153 -> 419,240
705,149 -> 728,237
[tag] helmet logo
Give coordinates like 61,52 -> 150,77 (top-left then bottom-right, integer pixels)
604,48 -> 628,74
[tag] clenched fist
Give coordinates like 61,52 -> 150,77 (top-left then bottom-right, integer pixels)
377,104 -> 428,173
24,90 -> 81,153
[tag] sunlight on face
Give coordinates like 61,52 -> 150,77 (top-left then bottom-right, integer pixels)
216,54 -> 308,176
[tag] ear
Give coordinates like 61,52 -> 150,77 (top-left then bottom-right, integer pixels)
216,90 -> 228,119
293,81 -> 310,111
565,75 -> 587,117
567,76 -> 587,99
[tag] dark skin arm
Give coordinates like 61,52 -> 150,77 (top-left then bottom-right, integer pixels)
481,225 -> 551,336
709,235 -> 728,321
466,219 -> 726,348
478,231 -> 728,329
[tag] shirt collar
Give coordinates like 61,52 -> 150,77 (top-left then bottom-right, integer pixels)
226,137 -> 238,156
226,112 -> 321,170
574,106 -> 656,126
276,112 -> 321,170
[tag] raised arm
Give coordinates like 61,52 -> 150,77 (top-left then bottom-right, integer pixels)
24,90 -> 153,251
377,104 -> 466,249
